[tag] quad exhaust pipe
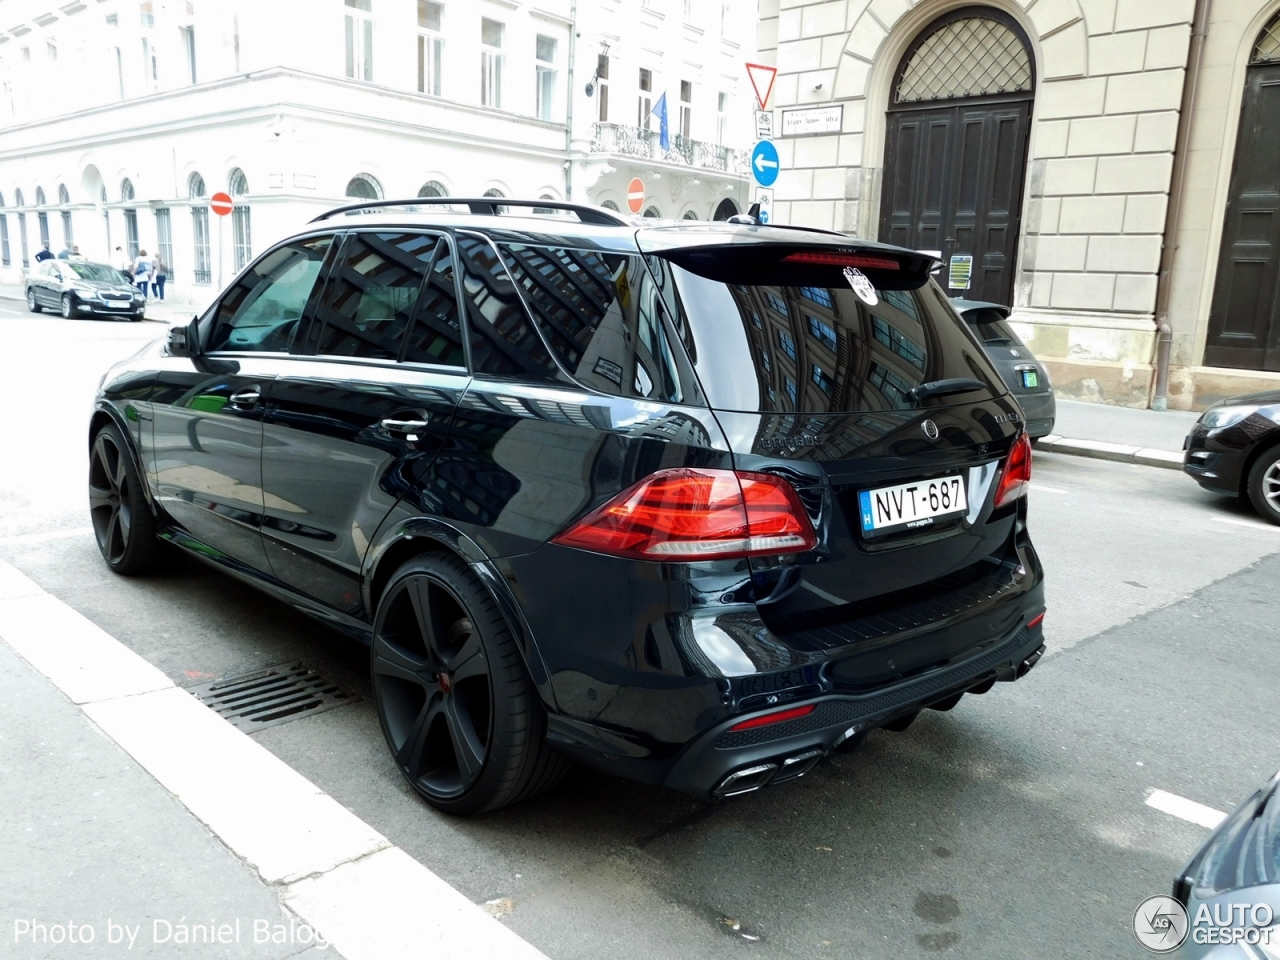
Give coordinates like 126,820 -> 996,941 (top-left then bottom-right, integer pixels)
713,747 -> 825,799
1017,644 -> 1046,679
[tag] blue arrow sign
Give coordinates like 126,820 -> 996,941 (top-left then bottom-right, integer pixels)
751,140 -> 779,187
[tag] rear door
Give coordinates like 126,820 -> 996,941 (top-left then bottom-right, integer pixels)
259,229 -> 468,619
150,234 -> 335,572
647,243 -> 1028,684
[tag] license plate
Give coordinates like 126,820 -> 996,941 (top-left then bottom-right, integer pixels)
104,302 -> 130,309
1020,369 -> 1039,389
858,475 -> 967,533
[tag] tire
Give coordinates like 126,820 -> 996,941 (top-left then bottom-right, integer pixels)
61,293 -> 74,319
371,552 -> 571,815
1246,445 -> 1280,526
26,288 -> 41,313
88,423 -> 161,575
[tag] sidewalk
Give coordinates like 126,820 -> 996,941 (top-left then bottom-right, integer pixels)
1037,399 -> 1200,470
0,558 -> 549,960
0,281 -> 207,325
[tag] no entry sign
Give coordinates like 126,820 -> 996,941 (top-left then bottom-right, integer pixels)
626,178 -> 645,214
210,192 -> 234,216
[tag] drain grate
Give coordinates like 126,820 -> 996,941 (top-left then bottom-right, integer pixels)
186,662 -> 357,732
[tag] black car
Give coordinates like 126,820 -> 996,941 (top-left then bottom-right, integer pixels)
1184,390 -> 1280,525
951,299 -> 1056,439
27,258 -> 146,320
89,198 -> 1046,814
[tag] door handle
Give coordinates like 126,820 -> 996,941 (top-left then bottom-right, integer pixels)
228,386 -> 261,407
380,416 -> 430,436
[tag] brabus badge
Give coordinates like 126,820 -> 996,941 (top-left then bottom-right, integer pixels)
922,420 -> 940,441
843,266 -> 878,306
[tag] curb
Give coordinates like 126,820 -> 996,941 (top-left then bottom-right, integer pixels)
1035,434 -> 1184,470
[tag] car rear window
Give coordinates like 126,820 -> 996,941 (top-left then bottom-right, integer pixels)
653,248 -> 1005,414
959,307 -> 1023,347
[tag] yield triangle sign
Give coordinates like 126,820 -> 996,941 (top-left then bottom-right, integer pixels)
745,62 -> 778,111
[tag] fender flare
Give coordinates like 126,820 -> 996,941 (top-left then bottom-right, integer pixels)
362,517 -> 559,714
89,400 -> 159,514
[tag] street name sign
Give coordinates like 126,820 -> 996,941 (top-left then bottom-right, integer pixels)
780,105 -> 843,137
626,178 -> 645,214
751,140 -> 779,188
210,192 -> 234,216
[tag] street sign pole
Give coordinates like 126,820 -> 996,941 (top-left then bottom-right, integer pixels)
217,215 -> 223,291
209,191 -> 233,289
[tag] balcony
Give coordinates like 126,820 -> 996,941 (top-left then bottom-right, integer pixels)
590,123 -> 749,177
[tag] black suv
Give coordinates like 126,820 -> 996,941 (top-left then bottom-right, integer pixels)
90,199 -> 1045,814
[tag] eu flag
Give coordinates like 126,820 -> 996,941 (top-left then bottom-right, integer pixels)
652,92 -> 670,151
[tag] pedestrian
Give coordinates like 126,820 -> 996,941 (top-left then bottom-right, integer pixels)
57,244 -> 72,259
34,241 -> 54,263
115,246 -> 131,282
133,249 -> 152,298
150,251 -> 167,300
69,245 -> 84,260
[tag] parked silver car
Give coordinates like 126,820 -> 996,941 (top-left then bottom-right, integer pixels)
26,259 -> 146,320
951,299 -> 1056,439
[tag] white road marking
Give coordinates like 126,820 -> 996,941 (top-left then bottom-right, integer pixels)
1028,483 -> 1068,495
1212,515 -> 1280,533
1146,789 -> 1228,829
0,558 -> 547,960
0,526 -> 95,545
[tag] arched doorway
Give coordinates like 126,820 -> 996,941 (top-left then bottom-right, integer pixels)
879,7 -> 1035,305
712,197 -> 739,221
1205,12 -> 1280,371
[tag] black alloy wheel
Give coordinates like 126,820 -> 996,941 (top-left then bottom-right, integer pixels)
88,424 -> 159,574
1247,445 -> 1280,526
61,293 -> 74,319
372,552 -> 570,815
26,288 -> 41,313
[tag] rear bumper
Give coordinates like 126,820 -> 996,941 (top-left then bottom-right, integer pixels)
1014,391 -> 1055,437
663,620 -> 1045,799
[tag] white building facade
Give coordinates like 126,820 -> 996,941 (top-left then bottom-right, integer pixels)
0,0 -> 758,303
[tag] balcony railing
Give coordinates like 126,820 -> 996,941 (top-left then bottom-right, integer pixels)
590,123 -> 749,176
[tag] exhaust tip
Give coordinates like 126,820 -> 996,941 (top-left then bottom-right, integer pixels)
771,748 -> 824,784
1016,644 -> 1046,679
712,762 -> 779,799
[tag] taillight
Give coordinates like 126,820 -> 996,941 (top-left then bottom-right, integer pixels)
994,433 -> 1033,508
781,251 -> 901,270
551,467 -> 817,562
728,703 -> 816,732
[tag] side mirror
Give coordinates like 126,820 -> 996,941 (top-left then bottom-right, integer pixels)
166,319 -> 196,358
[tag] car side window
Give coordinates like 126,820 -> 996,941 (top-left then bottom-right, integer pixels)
457,233 -> 561,381
499,244 -> 700,404
311,231 -> 444,361
402,238 -> 466,367
208,236 -> 333,353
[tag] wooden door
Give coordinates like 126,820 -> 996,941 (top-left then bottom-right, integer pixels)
1205,63 -> 1280,371
880,99 -> 1031,306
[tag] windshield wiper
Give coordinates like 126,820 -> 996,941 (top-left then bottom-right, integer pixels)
908,378 -> 989,402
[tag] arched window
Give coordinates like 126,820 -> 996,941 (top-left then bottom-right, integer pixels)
58,184 -> 72,249
100,185 -> 108,204
642,206 -> 660,218
33,187 -> 50,250
189,174 -> 211,284
893,11 -> 1033,104
345,174 -> 382,200
599,199 -> 620,212
482,187 -> 505,198
417,181 -> 447,198
35,187 -> 47,206
228,168 -> 251,269
120,179 -> 138,258
712,198 -> 739,221
120,178 -> 135,202
58,184 -> 70,205
533,193 -> 558,214
0,191 -> 9,268
14,189 -> 29,267
14,188 -> 24,206
1252,11 -> 1280,62
681,210 -> 699,220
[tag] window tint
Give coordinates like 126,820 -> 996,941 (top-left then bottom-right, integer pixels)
498,243 -> 699,404
312,232 -> 439,360
208,236 -> 332,353
402,238 -> 465,366
657,254 -> 1004,414
457,234 -> 561,380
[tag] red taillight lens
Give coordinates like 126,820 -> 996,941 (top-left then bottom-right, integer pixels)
728,703 -> 816,732
994,433 -> 1033,508
781,251 -> 901,270
551,468 -> 817,562
1027,612 -> 1045,629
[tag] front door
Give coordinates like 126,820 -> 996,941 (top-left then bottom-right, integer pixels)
880,100 -> 1031,306
1205,62 -> 1280,371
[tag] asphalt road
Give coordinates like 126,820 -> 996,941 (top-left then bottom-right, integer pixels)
3,299 -> 1278,959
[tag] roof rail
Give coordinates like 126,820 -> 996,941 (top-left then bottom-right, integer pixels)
310,197 -> 631,226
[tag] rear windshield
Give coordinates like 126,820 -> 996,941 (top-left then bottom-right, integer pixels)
656,250 -> 1004,414
959,306 -> 1024,347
